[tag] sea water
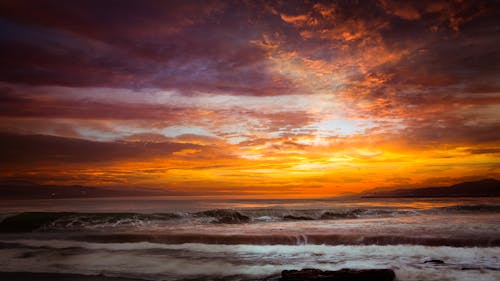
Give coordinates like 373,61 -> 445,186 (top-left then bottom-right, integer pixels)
0,197 -> 499,280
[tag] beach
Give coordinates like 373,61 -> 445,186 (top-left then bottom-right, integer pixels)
0,272 -> 146,281
0,197 -> 499,281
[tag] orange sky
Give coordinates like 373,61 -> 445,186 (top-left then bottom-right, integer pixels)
1,0 -> 499,197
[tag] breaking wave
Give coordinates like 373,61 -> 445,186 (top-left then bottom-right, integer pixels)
0,240 -> 499,281
77,233 -> 500,247
0,203 -> 498,233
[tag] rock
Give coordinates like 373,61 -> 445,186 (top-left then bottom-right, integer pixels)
283,215 -> 314,221
217,213 -> 249,224
461,267 -> 480,270
195,209 -> 250,224
280,269 -> 322,280
424,259 -> 445,264
320,212 -> 357,219
277,268 -> 396,281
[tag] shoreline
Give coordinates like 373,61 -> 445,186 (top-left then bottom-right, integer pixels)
0,270 -> 397,281
0,272 -> 148,281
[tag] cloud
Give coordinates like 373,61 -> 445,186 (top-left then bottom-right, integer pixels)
0,87 -> 196,120
0,133 -> 200,164
0,1 -> 296,96
379,0 -> 421,20
0,0 -> 499,195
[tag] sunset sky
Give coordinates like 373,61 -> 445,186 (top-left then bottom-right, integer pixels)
1,0 -> 499,197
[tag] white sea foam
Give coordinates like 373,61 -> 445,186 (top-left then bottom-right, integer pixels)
0,240 -> 499,281
4,239 -> 500,256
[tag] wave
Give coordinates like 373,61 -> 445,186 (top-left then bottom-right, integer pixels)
0,212 -> 182,233
194,209 -> 250,223
1,204 -> 498,233
1,240 -> 499,281
0,210 -> 362,232
2,239 -> 496,254
74,233 -> 500,247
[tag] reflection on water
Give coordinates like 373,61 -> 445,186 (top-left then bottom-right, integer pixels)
1,196 -> 498,213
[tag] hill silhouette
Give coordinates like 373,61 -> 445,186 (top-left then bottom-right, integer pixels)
362,179 -> 500,198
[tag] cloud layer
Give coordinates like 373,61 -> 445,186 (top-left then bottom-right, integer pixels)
1,0 -> 499,196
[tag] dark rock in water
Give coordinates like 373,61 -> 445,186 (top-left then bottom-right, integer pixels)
195,209 -> 250,224
217,214 -> 249,224
0,272 -> 147,281
424,259 -> 445,264
17,251 -> 38,259
461,267 -> 480,270
276,268 -> 395,281
283,215 -> 314,221
320,212 -> 357,220
320,209 -> 366,220
0,212 -> 71,232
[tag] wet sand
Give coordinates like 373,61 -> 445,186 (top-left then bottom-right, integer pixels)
0,272 -> 148,281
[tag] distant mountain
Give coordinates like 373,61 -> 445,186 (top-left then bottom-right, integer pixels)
362,178 -> 500,198
0,181 -> 175,200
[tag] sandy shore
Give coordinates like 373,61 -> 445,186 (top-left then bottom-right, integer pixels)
0,272 -> 148,281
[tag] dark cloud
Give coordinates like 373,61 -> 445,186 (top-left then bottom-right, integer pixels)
0,87 -> 196,120
0,0 -> 296,95
1,0 -> 498,99
374,1 -> 499,105
263,0 -> 500,118
0,133 -> 200,165
401,118 -> 500,145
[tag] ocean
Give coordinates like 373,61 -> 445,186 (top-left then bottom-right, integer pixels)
0,197 -> 499,281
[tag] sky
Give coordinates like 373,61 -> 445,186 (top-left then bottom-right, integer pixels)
1,0 -> 499,197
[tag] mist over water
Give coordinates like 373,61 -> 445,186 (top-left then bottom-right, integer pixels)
1,197 -> 499,281
3,195 -> 496,213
